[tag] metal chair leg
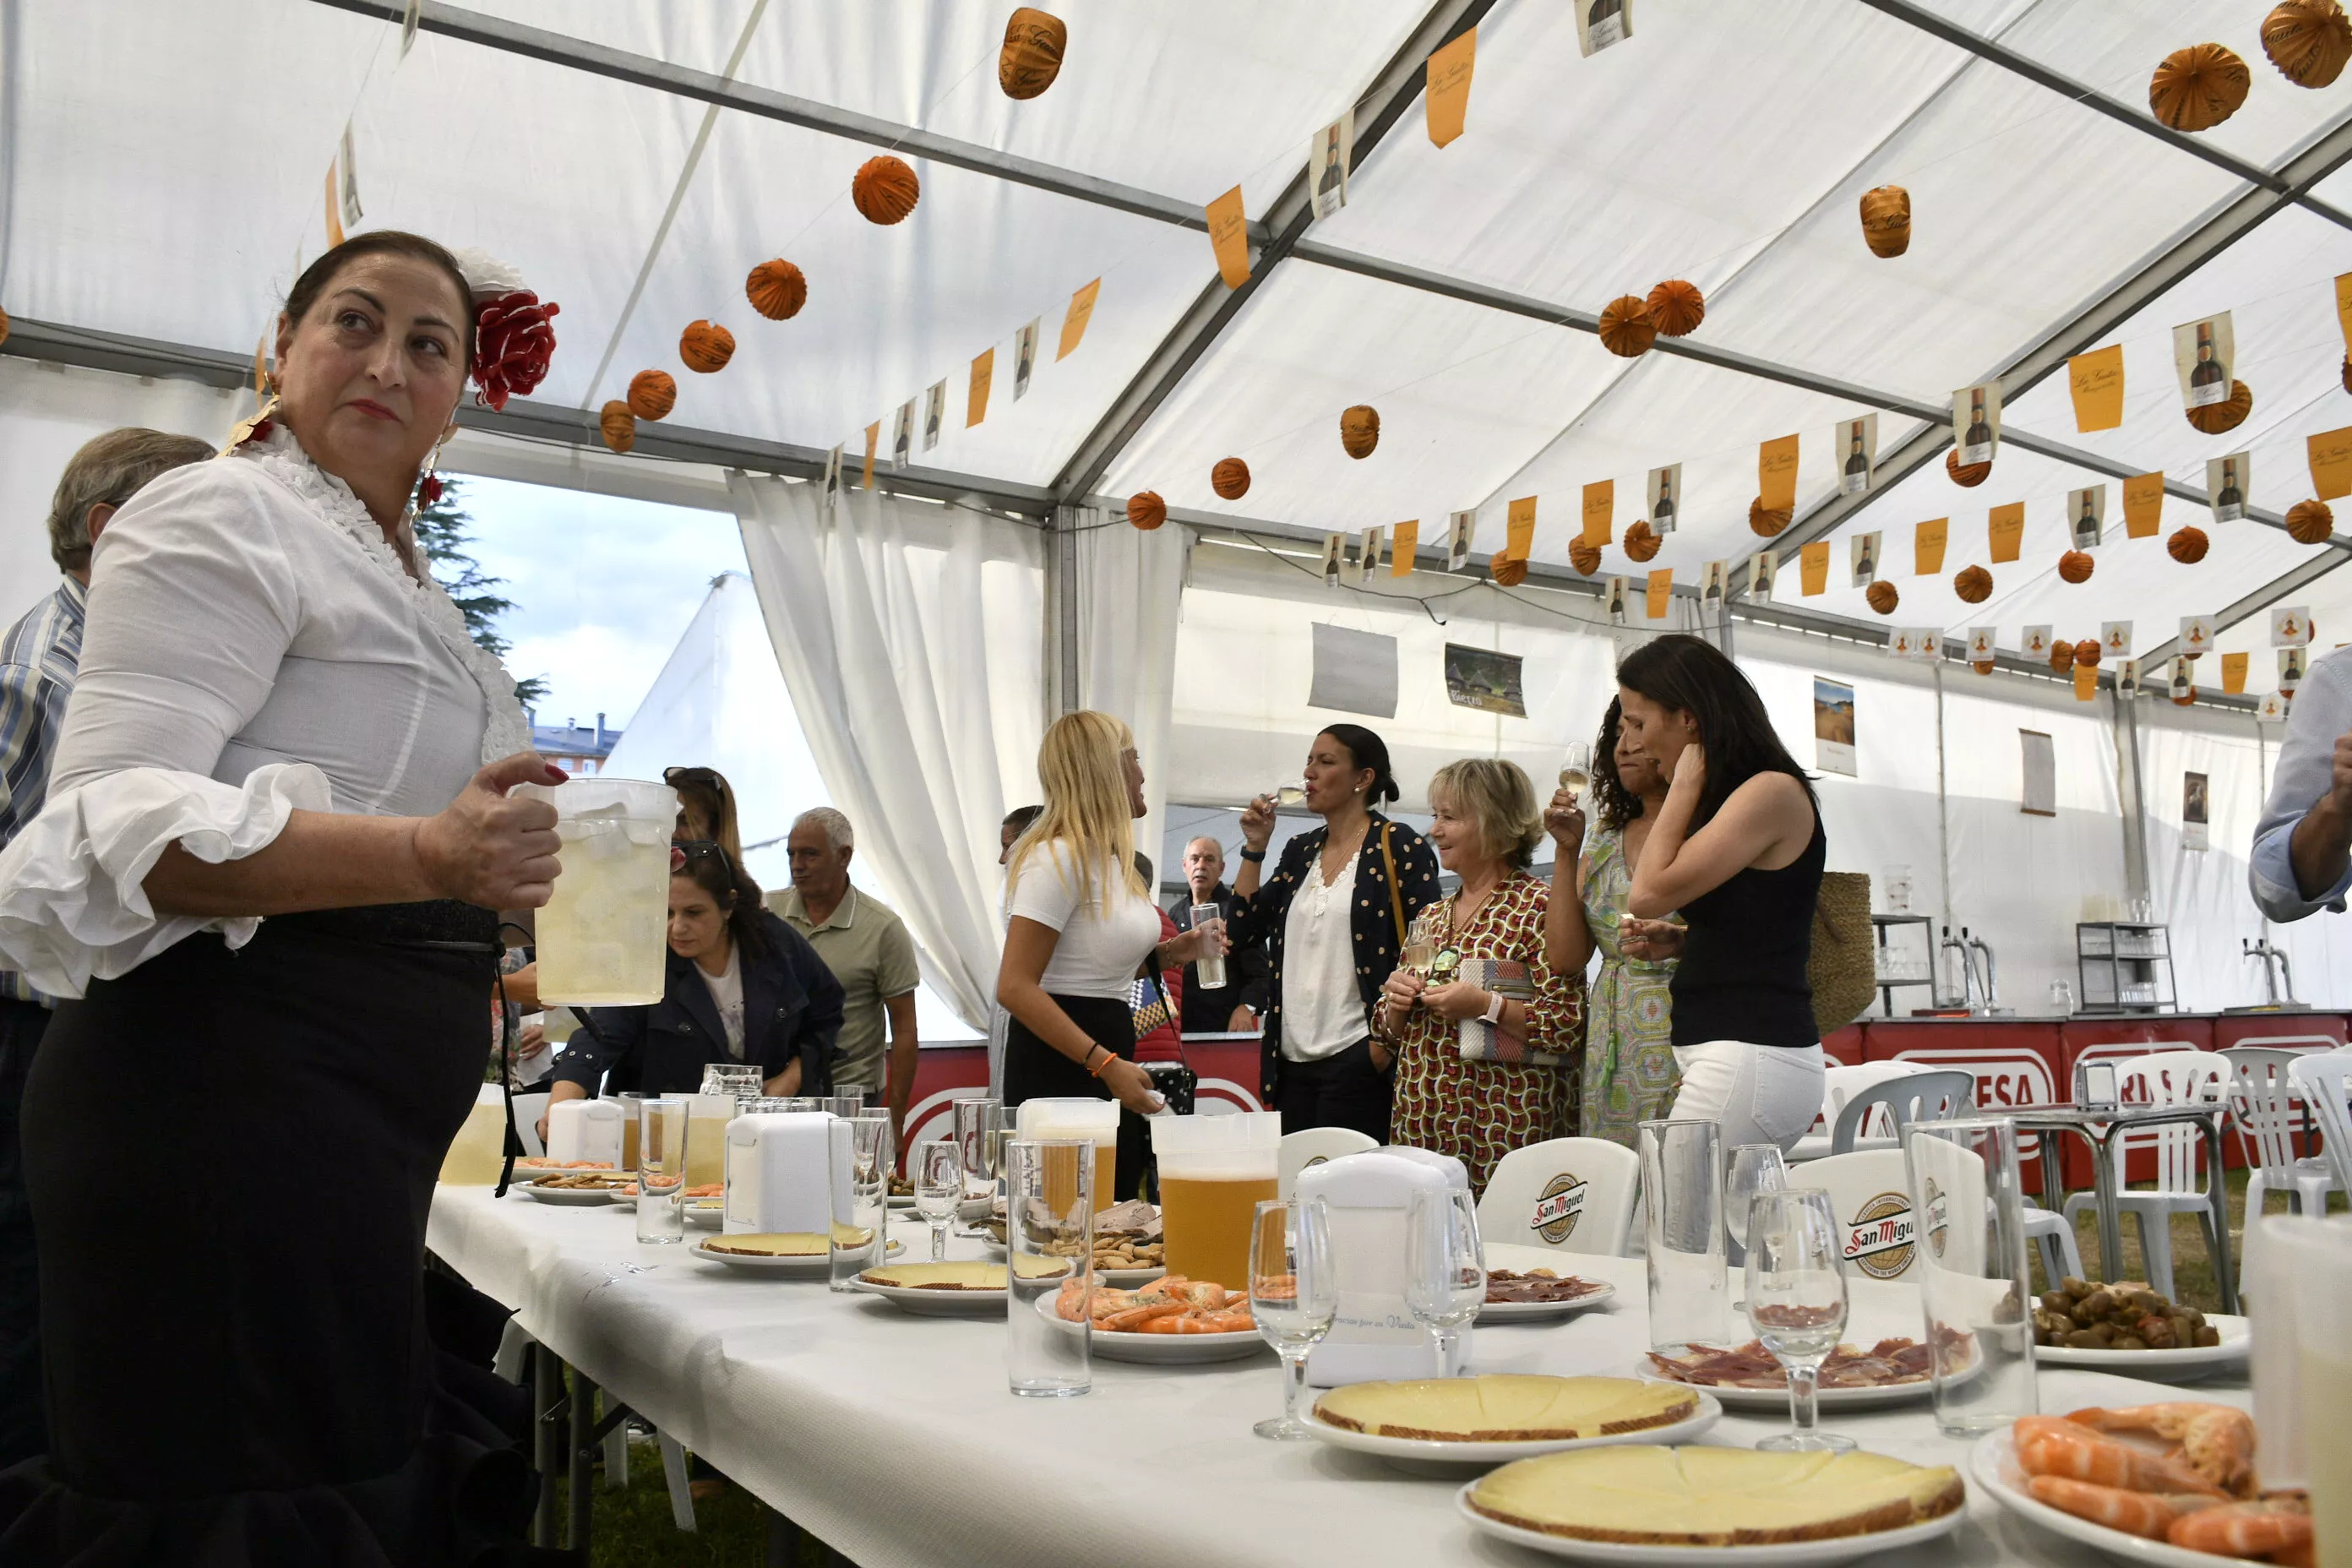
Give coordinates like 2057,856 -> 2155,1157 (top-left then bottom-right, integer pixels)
764,1502 -> 803,1566
568,1369 -> 596,1554
603,1419 -> 629,1489
659,1433 -> 697,1533
530,1344 -> 559,1549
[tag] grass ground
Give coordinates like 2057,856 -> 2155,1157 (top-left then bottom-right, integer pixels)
2030,1165 -> 2344,1310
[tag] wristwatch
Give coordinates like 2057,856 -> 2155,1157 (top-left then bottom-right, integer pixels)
1478,990 -> 1505,1025
1239,847 -> 1266,863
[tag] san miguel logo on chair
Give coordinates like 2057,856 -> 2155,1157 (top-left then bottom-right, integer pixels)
1531,1172 -> 1587,1244
1842,1191 -> 1915,1279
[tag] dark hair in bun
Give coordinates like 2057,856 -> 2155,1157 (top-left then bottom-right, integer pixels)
1318,724 -> 1400,807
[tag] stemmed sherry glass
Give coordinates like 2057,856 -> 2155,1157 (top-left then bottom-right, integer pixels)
1403,1187 -> 1485,1375
1559,743 -> 1594,796
1724,1142 -> 1789,1266
1745,1188 -> 1854,1453
1248,1197 -> 1338,1440
912,1140 -> 961,1263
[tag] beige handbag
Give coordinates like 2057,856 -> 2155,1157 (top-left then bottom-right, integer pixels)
1807,871 -> 1877,1038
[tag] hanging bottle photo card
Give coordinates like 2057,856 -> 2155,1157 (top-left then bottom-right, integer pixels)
1647,464 -> 1680,533
2068,484 -> 2106,549
2169,656 -> 2196,708
2067,344 -> 2124,433
2117,658 -> 2142,699
1014,319 -> 1039,400
1447,509 -> 1476,569
1953,382 -> 2001,466
2271,605 -> 2312,647
1701,559 -> 1728,605
2207,452 -> 2248,522
1837,413 -> 1878,495
2280,646 -> 2310,693
923,379 -> 947,452
1576,0 -> 1631,55
1358,525 -> 1385,583
1603,574 -> 1629,623
2122,471 -> 2165,537
1850,530 -> 1881,587
2022,624 -> 2053,662
2180,614 -> 2214,658
1582,479 -> 1614,546
1308,111 -> 1354,221
2172,311 -> 2235,411
892,399 -> 916,468
1747,548 -> 1778,600
1320,532 -> 1345,584
1914,517 -> 1947,574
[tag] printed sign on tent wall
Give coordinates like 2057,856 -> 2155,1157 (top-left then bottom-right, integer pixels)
2020,731 -> 2055,818
1813,677 -> 1856,777
1444,643 -> 1525,717
1308,623 -> 1397,718
2172,311 -> 2236,412
2208,452 -> 2248,523
1837,413 -> 1878,495
2183,771 -> 2209,852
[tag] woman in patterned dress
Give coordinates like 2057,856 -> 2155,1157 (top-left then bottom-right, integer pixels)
1377,759 -> 1585,1194
1544,700 -> 1685,1146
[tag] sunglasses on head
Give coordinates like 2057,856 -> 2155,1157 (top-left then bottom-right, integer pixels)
670,839 -> 725,874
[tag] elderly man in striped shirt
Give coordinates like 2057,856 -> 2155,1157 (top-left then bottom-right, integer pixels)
0,427 -> 211,1466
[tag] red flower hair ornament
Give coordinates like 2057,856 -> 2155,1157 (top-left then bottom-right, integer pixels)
453,248 -> 560,411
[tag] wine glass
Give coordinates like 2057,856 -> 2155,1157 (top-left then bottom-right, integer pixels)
1249,1197 -> 1338,1440
912,1140 -> 961,1263
1403,1187 -> 1485,1375
1745,1188 -> 1854,1453
1558,743 -> 1595,796
1400,940 -> 1438,977
1268,781 -> 1307,807
1724,1143 -> 1789,1260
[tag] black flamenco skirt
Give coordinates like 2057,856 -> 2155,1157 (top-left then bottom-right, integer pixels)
1001,993 -> 1148,1201
0,903 -> 560,1567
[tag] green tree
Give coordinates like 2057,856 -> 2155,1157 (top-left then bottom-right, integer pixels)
413,478 -> 548,708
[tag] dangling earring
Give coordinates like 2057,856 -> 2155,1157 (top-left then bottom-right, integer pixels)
416,427 -> 456,509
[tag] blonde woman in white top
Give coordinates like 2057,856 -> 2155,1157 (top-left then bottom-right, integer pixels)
998,710 -> 1223,1198
0,231 -> 563,1563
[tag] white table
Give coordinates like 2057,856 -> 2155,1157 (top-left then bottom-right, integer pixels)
429,1185 -> 2246,1568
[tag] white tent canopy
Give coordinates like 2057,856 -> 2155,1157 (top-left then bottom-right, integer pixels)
7,0 -> 2352,1015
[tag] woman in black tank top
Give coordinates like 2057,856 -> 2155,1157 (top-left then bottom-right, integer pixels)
1615,635 -> 1827,1154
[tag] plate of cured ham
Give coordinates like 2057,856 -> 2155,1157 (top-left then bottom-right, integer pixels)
1636,1339 -> 1937,1410
1478,1270 -> 1617,1323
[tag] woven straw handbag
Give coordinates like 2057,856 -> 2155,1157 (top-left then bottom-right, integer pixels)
1808,871 -> 1877,1037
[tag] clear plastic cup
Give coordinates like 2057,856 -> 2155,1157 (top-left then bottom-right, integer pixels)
1638,1119 -> 1729,1350
1017,1098 -> 1120,1213
1007,1138 -> 1094,1397
636,1097 -> 689,1244
514,776 -> 678,1005
2280,1217 -> 2352,1561
1152,1112 -> 1281,1290
1905,1117 -> 2039,1437
1190,905 -> 1228,989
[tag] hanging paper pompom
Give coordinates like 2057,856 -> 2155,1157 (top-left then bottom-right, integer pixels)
2288,498 -> 2335,543
1597,296 -> 1657,357
1865,580 -> 1898,615
746,260 -> 808,320
2058,550 -> 2094,584
1946,449 -> 1990,487
1492,552 -> 1528,587
852,155 -> 922,225
599,400 -> 637,454
2264,0 -> 2352,86
2169,525 -> 2211,563
999,8 -> 1067,100
1859,186 -> 1911,259
680,320 -> 736,374
0,305 -> 12,349
1749,498 -> 1792,537
1625,520 -> 1661,562
2073,638 -> 2103,668
2150,43 -> 2251,131
1646,280 -> 1706,337
2186,379 -> 2253,433
627,369 -> 677,421
1340,405 -> 1380,459
1570,540 -> 1603,575
1127,490 -> 1167,531
1211,457 -> 1250,499
1972,660 -> 1995,675
1954,564 -> 1993,603
2049,641 -> 2076,674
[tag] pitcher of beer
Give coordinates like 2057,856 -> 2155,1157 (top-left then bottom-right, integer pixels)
1152,1112 -> 1282,1290
513,776 -> 678,1005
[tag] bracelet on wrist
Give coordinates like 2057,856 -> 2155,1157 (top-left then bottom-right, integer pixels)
1479,990 -> 1506,1025
1084,1044 -> 1111,1077
1239,847 -> 1266,863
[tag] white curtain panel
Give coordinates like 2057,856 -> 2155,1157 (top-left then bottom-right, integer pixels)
1077,515 -> 1190,882
729,475 -> 1045,1030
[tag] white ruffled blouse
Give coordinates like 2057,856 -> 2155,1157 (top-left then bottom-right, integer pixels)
0,426 -> 530,997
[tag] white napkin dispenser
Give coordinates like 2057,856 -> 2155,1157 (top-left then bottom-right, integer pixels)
544,1097 -> 623,1167
1298,1146 -> 1474,1387
723,1111 -> 838,1234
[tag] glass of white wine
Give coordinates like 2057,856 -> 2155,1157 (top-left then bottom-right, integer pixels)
1559,743 -> 1594,796
1269,781 -> 1307,807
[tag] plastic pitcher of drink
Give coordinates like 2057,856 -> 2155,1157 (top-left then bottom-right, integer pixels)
1152,1111 -> 1281,1290
514,776 -> 678,1004
684,1092 -> 735,1187
439,1084 -> 511,1184
1017,1097 -> 1120,1214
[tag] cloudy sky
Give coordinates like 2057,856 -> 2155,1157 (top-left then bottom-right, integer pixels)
449,475 -> 744,732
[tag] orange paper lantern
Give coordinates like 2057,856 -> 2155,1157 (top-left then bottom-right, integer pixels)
2289,498 -> 2336,543
599,400 -> 636,454
1492,552 -> 1528,587
1954,564 -> 1993,603
1946,449 -> 1990,487
2186,379 -> 2253,434
627,369 -> 677,421
1859,185 -> 1911,258
1211,457 -> 1250,500
1570,540 -> 1603,576
679,320 -> 735,374
1127,491 -> 1167,531
2058,550 -> 2094,584
1749,498 -> 1792,537
1865,580 -> 1898,616
746,259 -> 808,320
852,155 -> 921,225
1340,406 -> 1380,459
1646,280 -> 1706,337
2169,525 -> 2211,563
1597,296 -> 1657,358
2150,42 -> 2251,131
999,8 -> 1067,100
2264,0 -> 2352,86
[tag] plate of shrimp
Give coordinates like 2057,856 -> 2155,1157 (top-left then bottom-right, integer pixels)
1047,1276 -> 1268,1364
1971,1403 -> 2313,1566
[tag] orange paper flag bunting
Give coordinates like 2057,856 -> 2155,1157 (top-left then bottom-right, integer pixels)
1206,188 -> 1250,289
1581,480 -> 1614,547
1646,568 -> 1673,619
1391,520 -> 1418,577
1505,495 -> 1537,561
1914,517 -> 1948,575
1759,434 -> 1800,513
1058,279 -> 1100,360
2122,472 -> 2164,538
2067,345 -> 2125,433
967,348 -> 994,427
1799,541 -> 1830,596
2309,426 -> 2352,502
1989,503 -> 2024,564
2222,651 -> 2250,694
2073,663 -> 2098,701
1425,28 -> 1476,148
863,422 -> 879,489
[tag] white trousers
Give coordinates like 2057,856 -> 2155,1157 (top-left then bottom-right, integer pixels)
1669,1040 -> 1826,1154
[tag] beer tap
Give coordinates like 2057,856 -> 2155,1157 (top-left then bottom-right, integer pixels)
1965,928 -> 1999,1013
2243,936 -> 2295,1005
1939,925 -> 1977,1010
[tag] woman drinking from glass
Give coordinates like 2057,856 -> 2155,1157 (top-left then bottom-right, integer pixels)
1544,700 -> 1684,1146
998,712 -> 1224,1198
1376,760 -> 1583,1193
1231,725 -> 1440,1141
1618,634 -> 1826,1153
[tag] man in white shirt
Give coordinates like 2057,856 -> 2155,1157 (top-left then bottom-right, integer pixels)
2251,644 -> 2352,921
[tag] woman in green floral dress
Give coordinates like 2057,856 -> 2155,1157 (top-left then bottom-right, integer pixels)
1544,700 -> 1685,1146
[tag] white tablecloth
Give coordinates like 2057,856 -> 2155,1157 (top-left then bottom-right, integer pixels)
427,1185 -> 2246,1568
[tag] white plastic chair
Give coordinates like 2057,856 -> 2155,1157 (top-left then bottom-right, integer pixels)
2289,1051 -> 2352,1197
510,1091 -> 550,1159
1277,1127 -> 1377,1200
2061,1052 -> 2228,1300
2222,1047 -> 2342,1295
1791,1149 -> 1922,1282
1475,1137 -> 1642,1257
1788,1062 -> 1925,1162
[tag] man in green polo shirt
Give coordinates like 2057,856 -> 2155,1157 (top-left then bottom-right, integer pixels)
768,807 -> 923,1145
